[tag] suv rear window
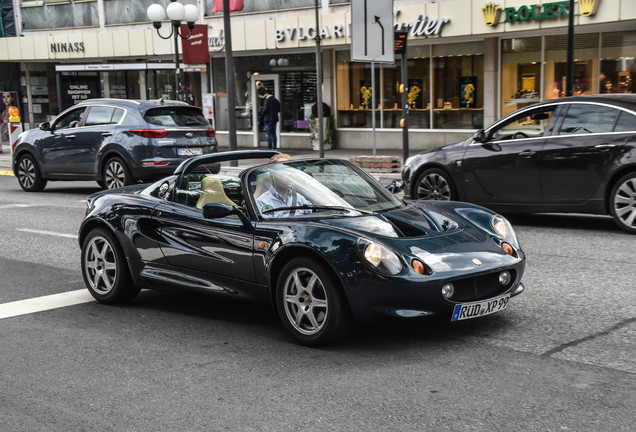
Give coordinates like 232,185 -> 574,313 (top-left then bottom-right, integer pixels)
144,107 -> 208,127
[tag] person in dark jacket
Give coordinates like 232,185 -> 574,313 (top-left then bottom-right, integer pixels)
261,91 -> 281,150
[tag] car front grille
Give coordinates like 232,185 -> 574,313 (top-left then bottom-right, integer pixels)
450,270 -> 517,302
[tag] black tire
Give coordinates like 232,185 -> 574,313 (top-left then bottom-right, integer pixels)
610,172 -> 636,234
16,154 -> 47,192
81,227 -> 140,303
414,168 -> 455,201
276,257 -> 352,347
100,156 -> 132,190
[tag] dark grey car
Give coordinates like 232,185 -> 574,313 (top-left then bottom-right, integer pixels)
12,98 -> 218,191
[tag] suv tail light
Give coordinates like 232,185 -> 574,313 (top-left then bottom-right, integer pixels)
130,129 -> 168,138
206,128 -> 216,138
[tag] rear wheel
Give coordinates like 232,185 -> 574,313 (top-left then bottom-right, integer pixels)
81,227 -> 140,303
100,157 -> 132,189
276,257 -> 351,346
414,168 -> 455,201
610,172 -> 636,234
16,154 -> 47,192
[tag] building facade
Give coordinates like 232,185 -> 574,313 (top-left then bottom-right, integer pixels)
0,0 -> 634,151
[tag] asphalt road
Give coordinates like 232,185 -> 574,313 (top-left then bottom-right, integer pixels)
0,174 -> 635,431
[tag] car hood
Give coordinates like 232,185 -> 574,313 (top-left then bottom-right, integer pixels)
320,202 -> 488,242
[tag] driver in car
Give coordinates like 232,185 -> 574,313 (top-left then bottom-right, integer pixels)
255,171 -> 312,218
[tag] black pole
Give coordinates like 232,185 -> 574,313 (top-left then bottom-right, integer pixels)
314,0 -> 324,158
401,54 -> 409,163
566,0 -> 575,96
223,0 -> 238,165
173,22 -> 181,100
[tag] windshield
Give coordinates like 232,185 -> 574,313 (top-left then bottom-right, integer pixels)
247,159 -> 404,218
144,106 -> 208,127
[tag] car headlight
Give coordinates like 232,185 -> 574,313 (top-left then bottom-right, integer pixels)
491,215 -> 518,247
357,239 -> 403,275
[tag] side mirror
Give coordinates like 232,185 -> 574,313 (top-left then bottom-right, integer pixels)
386,179 -> 404,194
39,122 -> 51,132
158,182 -> 170,199
202,203 -> 236,219
473,129 -> 486,143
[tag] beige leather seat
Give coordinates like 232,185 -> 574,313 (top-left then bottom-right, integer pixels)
196,177 -> 236,209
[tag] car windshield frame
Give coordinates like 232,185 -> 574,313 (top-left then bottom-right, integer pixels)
245,159 -> 405,220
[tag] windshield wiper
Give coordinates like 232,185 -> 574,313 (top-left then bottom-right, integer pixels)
262,204 -> 373,215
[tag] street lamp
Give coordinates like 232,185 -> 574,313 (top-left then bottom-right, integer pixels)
147,1 -> 199,101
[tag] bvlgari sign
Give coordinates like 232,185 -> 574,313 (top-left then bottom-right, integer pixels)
482,0 -> 599,27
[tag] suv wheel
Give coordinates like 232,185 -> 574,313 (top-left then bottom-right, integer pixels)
16,154 -> 47,192
100,157 -> 132,190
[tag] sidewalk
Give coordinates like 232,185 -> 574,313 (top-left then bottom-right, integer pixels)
0,144 -> 406,184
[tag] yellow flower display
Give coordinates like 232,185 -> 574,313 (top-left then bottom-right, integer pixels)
360,86 -> 372,109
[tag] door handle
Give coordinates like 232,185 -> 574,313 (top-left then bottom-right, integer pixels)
65,135 -> 76,140
518,150 -> 536,157
102,132 -> 113,137
594,144 -> 615,149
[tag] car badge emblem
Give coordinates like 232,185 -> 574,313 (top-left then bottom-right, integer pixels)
472,258 -> 482,266
185,132 -> 193,138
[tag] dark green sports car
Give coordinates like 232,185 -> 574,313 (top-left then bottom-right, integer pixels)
79,151 -> 526,346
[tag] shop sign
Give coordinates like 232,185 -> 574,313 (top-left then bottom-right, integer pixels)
208,27 -> 225,52
50,42 -> 85,53
482,0 -> 599,27
275,12 -> 450,42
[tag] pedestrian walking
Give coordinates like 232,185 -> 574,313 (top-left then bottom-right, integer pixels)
261,91 -> 280,150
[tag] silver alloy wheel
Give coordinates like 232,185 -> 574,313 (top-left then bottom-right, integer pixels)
613,177 -> 636,229
104,160 -> 125,189
84,235 -> 118,295
282,267 -> 329,336
18,157 -> 36,189
418,172 -> 451,200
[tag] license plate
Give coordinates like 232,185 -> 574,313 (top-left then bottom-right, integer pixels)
177,147 -> 203,156
451,294 -> 510,321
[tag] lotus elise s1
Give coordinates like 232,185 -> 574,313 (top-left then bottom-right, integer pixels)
79,151 -> 526,346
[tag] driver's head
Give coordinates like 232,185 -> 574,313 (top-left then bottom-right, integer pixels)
271,171 -> 292,196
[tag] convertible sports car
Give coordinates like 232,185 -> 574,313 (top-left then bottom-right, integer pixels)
79,151 -> 526,346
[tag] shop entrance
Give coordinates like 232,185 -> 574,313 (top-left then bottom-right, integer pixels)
251,74 -> 279,148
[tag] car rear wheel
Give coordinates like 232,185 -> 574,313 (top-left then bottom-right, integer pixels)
16,154 -> 47,192
100,157 -> 132,189
81,227 -> 140,303
415,168 -> 455,201
610,172 -> 636,234
276,257 -> 351,346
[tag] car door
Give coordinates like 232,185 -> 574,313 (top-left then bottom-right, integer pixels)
152,174 -> 256,285
539,102 -> 635,204
461,105 -> 558,204
36,108 -> 86,175
75,105 -> 124,175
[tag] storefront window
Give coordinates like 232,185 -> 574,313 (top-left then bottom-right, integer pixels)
205,0 -> 315,14
336,42 -> 483,130
600,31 -> 636,94
544,33 -> 599,100
432,42 -> 483,129
211,54 -> 316,132
501,37 -> 542,117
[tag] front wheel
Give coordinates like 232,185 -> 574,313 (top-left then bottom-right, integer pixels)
414,168 -> 455,201
276,257 -> 352,346
81,227 -> 140,303
610,172 -> 636,234
16,154 -> 47,192
100,157 -> 132,190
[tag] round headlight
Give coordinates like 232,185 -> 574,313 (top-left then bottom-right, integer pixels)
357,239 -> 402,275
442,283 -> 454,299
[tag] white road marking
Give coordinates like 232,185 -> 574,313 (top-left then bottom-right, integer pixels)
0,289 -> 94,320
16,228 -> 78,239
0,204 -> 33,209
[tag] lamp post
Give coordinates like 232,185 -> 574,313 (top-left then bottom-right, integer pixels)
147,1 -> 199,101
